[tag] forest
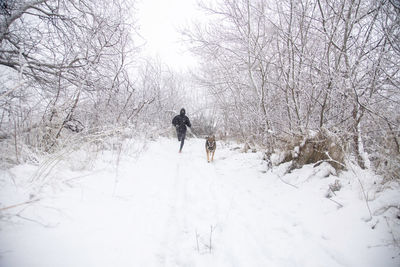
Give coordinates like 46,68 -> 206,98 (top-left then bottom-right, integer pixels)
1,0 -> 399,189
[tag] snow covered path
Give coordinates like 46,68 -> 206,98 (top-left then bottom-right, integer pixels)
1,138 -> 399,267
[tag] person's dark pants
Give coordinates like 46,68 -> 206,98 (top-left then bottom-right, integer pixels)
177,130 -> 186,151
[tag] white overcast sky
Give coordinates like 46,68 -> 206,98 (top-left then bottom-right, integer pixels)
136,0 -> 201,70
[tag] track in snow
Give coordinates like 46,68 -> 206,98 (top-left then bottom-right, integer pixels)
0,137 -> 398,267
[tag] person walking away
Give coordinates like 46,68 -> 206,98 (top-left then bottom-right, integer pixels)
172,108 -> 192,153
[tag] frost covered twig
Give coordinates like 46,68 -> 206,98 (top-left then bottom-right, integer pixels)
385,216 -> 400,248
326,152 -> 346,168
15,214 -> 56,228
373,205 -> 400,216
195,230 -> 200,253
0,81 -> 26,100
354,173 -> 373,220
278,177 -> 299,189
344,157 -> 373,221
0,198 -> 40,211
208,225 -> 214,253
195,225 -> 216,254
326,197 -> 343,208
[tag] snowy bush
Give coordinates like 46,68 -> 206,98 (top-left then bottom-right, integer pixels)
292,129 -> 345,170
266,129 -> 345,172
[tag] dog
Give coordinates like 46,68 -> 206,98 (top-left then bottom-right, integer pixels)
205,135 -> 216,163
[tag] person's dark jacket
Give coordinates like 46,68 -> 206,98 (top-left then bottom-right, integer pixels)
172,108 -> 191,133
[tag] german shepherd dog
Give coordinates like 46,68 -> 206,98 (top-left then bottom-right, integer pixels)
205,135 -> 216,163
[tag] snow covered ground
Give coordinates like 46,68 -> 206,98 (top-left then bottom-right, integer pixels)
1,137 -> 399,267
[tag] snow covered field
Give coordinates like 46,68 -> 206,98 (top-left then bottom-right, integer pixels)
1,137 -> 399,267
